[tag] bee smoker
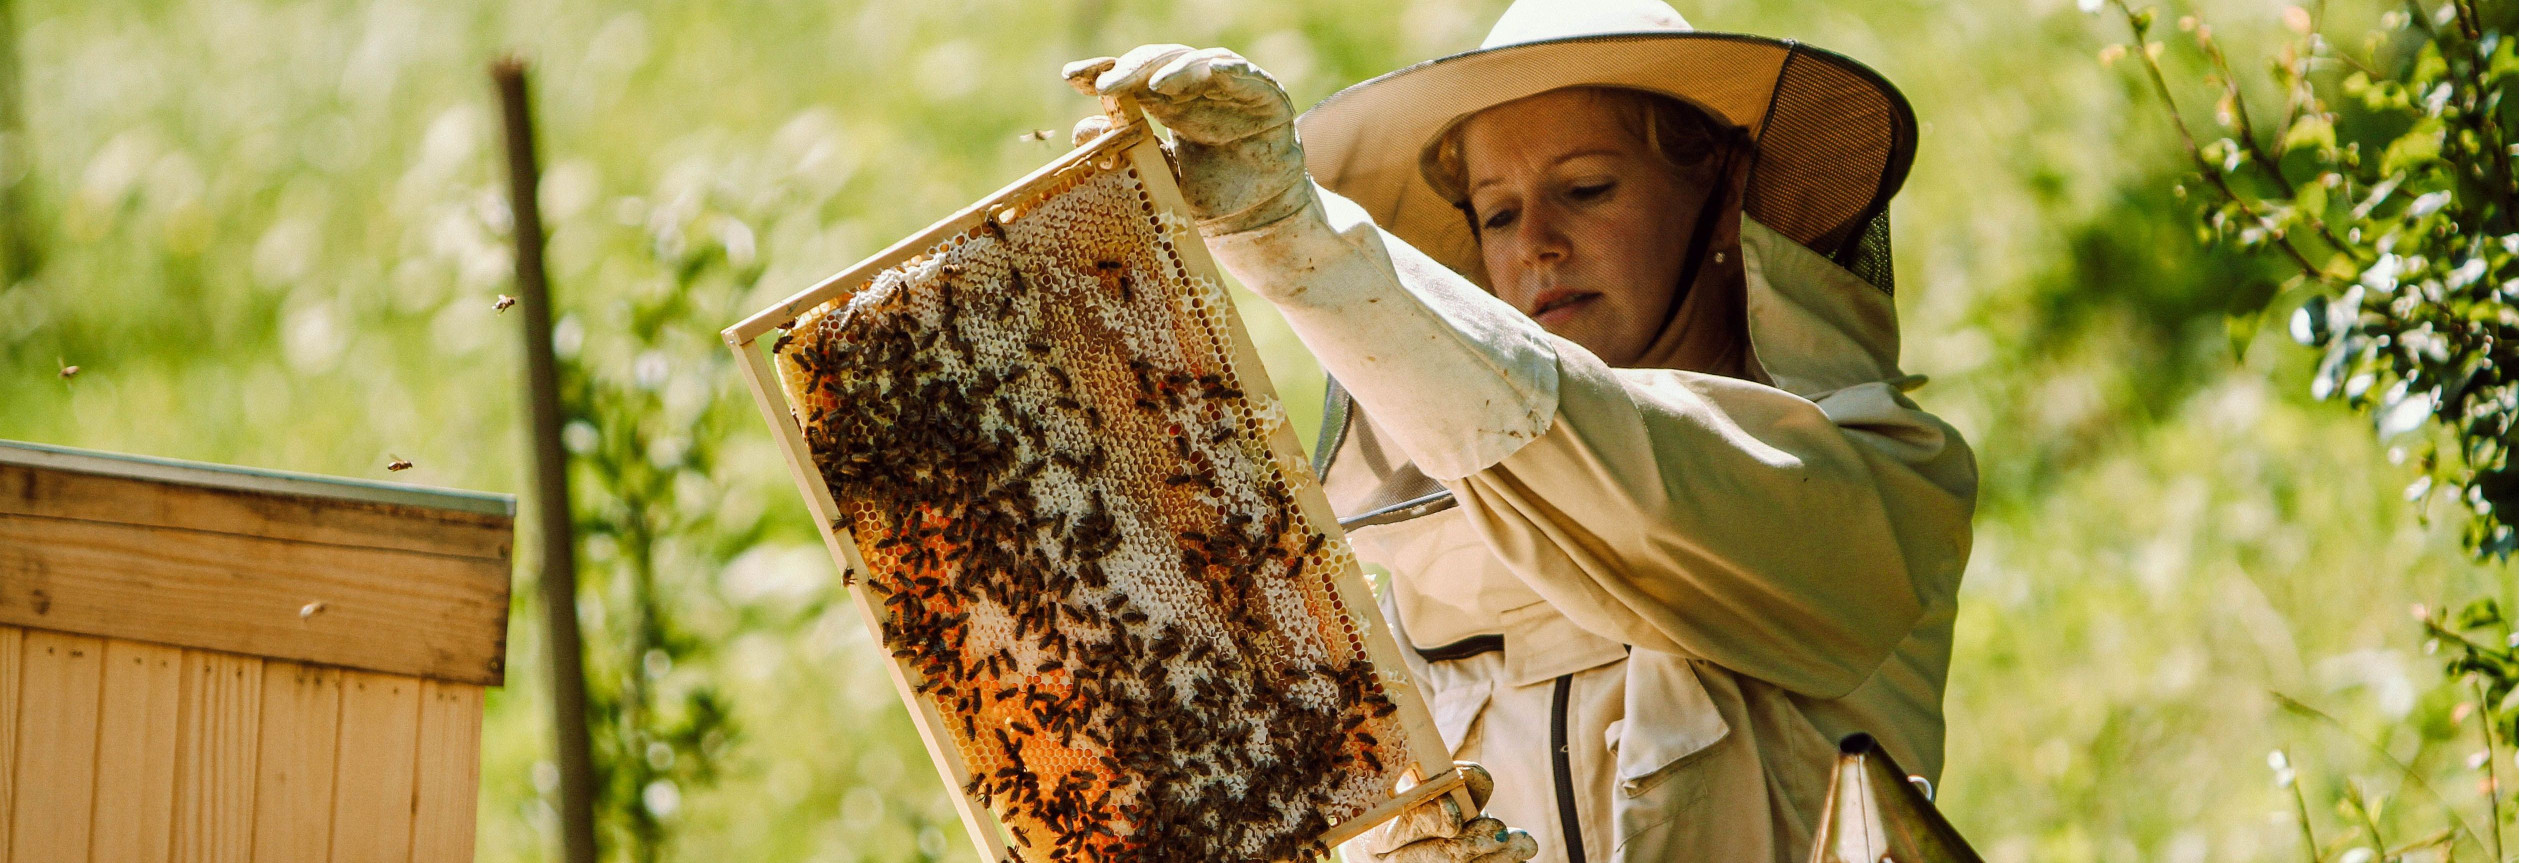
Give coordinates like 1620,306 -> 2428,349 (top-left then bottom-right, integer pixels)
1807,733 -> 1985,863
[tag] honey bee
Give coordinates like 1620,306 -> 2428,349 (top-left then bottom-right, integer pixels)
1017,128 -> 1055,142
494,294 -> 518,313
386,454 -> 414,472
56,359 -> 79,380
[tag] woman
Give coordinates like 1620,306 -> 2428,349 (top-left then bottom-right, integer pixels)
1064,1 -> 1976,861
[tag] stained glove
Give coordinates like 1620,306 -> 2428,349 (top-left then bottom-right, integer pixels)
1363,762 -> 1540,863
1062,45 -> 1313,236
1061,46 -> 1560,482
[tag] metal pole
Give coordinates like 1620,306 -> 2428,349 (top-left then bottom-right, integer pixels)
492,56 -> 601,863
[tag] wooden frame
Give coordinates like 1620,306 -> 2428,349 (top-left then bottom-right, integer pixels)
723,108 -> 1471,861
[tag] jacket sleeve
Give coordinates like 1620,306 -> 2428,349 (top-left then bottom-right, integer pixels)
1451,351 -> 1976,699
1203,185 -> 1976,700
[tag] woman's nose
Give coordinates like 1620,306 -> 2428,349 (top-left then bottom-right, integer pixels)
1515,203 -> 1570,266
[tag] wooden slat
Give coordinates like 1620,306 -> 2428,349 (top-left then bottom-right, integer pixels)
172,650 -> 261,863
0,461 -> 512,562
0,625 -> 20,863
407,681 -> 483,863
0,514 -> 510,685
722,121 -> 1150,343
251,660 -> 343,863
328,670 -> 422,863
11,630 -> 103,863
92,639 -> 185,863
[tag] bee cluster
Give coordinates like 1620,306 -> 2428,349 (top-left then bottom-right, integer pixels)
775,163 -> 1414,862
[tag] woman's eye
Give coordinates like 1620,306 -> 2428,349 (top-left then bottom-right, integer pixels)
1569,181 -> 1615,201
1481,209 -> 1516,232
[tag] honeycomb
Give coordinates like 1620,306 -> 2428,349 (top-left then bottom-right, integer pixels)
771,152 -> 1417,863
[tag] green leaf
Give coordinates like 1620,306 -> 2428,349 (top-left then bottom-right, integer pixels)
2294,180 -> 2328,218
2227,311 -> 2261,359
2453,597 -> 2506,630
2280,113 -> 2335,154
2227,277 -> 2282,317
2380,118 -> 2446,175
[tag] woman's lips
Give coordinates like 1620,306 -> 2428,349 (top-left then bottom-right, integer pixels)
1529,291 -> 1600,328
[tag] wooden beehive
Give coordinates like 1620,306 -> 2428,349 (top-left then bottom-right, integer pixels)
0,439 -> 514,863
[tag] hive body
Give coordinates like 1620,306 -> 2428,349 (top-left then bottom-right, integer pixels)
730,121 -> 1459,863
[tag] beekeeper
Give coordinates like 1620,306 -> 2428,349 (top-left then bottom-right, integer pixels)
1064,0 -> 1977,860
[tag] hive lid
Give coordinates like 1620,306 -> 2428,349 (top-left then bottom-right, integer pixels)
0,439 -> 516,517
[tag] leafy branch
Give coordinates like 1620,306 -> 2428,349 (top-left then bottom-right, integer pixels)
2100,0 -> 2517,561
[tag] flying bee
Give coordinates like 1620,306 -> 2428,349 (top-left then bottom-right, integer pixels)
386,454 -> 414,472
494,294 -> 517,313
56,359 -> 79,380
1017,128 -> 1055,142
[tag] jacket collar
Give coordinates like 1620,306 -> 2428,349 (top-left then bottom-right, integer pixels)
1736,215 -> 1908,399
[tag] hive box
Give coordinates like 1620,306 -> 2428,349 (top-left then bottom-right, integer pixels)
0,440 -> 514,863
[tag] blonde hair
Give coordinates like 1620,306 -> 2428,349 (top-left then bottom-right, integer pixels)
1425,86 -> 1740,207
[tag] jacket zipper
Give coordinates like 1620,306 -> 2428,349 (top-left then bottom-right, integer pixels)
1551,673 -> 1587,863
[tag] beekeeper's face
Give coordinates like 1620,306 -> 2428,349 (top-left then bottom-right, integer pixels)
1458,89 -> 1715,367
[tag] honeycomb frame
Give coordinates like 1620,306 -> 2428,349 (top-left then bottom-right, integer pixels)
724,107 -> 1467,863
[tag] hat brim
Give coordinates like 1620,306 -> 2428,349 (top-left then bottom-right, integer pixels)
1295,32 -> 1916,287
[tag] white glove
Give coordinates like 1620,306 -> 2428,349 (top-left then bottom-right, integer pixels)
1062,45 -> 1314,235
1364,763 -> 1541,863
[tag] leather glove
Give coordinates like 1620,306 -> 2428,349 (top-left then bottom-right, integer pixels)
1363,763 -> 1541,863
1062,45 -> 1314,236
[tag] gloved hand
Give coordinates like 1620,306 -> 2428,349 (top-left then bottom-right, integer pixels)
1363,762 -> 1541,863
1063,47 -> 1561,483
1062,45 -> 1314,236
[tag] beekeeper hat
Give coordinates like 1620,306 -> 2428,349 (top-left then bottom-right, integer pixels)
1294,0 -> 1916,294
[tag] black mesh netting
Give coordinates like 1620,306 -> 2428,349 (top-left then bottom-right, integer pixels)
1740,45 -> 1909,295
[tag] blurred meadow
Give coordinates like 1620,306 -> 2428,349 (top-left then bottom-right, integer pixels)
1,0 -> 2509,861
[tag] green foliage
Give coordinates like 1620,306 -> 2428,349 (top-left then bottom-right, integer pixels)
1,0 -> 2507,861
2104,0 -> 2517,560
2095,2 -> 2518,860
2419,598 -> 2516,742
558,180 -> 772,860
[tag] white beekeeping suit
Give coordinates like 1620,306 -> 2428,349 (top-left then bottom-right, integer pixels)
1069,0 -> 1976,860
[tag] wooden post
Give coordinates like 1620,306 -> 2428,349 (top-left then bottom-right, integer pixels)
0,0 -> 41,284
492,56 -> 601,863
